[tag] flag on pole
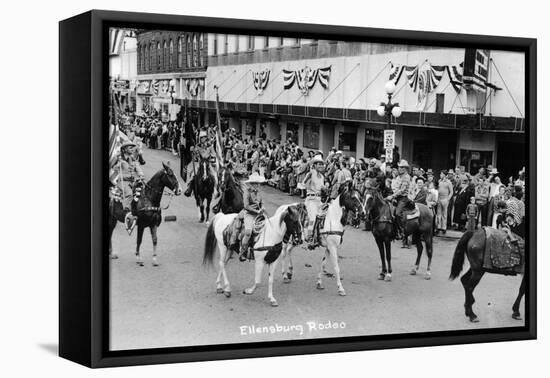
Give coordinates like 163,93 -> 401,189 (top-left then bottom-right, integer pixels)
179,102 -> 195,181
109,123 -> 120,185
214,89 -> 225,170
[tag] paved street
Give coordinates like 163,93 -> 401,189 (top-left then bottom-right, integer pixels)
109,147 -> 525,351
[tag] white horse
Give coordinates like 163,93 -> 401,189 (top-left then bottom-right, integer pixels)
203,203 -> 305,307
281,185 -> 364,296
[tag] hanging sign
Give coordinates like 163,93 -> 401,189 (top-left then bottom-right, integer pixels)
383,130 -> 395,150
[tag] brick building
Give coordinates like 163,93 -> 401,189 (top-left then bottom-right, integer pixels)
135,30 -> 208,121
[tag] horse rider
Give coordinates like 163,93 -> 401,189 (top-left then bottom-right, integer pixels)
184,130 -> 219,197
229,172 -> 266,261
385,159 -> 412,240
302,155 -> 327,246
110,140 -> 145,232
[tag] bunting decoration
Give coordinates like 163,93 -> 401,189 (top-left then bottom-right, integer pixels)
151,80 -> 159,95
389,63 -> 404,85
252,69 -> 271,95
447,65 -> 464,93
405,66 -> 419,91
160,80 -> 169,94
283,66 -> 331,95
185,79 -> 204,97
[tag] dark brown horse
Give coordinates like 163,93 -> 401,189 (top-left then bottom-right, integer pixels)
449,229 -> 525,322
192,158 -> 216,223
212,165 -> 244,214
363,178 -> 395,281
133,162 -> 181,266
403,201 -> 435,279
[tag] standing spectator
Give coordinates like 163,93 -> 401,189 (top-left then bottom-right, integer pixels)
453,176 -> 474,231
392,146 -> 401,169
436,170 -> 454,235
465,197 -> 479,232
474,175 -> 490,226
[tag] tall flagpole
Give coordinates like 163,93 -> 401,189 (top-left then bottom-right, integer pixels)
214,85 -> 225,170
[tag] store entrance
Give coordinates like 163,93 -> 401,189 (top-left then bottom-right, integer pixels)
460,150 -> 493,174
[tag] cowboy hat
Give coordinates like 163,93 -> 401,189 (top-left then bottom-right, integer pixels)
120,141 -> 137,149
310,155 -> 325,164
397,159 -> 410,168
244,172 -> 266,184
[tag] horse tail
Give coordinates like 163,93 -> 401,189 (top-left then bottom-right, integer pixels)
203,216 -> 218,266
449,230 -> 474,280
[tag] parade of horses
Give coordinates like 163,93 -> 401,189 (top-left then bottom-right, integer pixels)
108,106 -> 526,350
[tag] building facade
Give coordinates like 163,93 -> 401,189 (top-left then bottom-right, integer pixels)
109,29 -> 138,112
183,35 -> 525,178
135,30 -> 208,121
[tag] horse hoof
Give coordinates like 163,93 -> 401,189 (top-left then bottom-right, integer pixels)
424,272 -> 431,280
270,300 -> 279,307
316,283 -> 324,290
469,316 -> 480,323
512,312 -> 522,320
377,273 -> 385,280
243,289 -> 253,295
409,269 -> 417,275
287,273 -> 293,280
338,289 -> 347,296
283,276 -> 291,284
110,253 -> 119,260
384,274 -> 392,282
224,291 -> 231,298
216,288 -> 224,294
152,259 -> 159,267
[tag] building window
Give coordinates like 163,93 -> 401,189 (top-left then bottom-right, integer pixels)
303,123 -> 320,149
186,35 -> 192,67
286,122 -> 300,145
178,37 -> 183,68
264,36 -> 269,48
338,131 -> 356,152
224,34 -> 228,54
163,41 -> 168,70
234,35 -> 239,53
193,34 -> 199,67
149,43 -> 153,71
169,39 -> 174,69
199,34 -> 205,66
213,35 -> 218,55
247,36 -> 255,51
157,42 -> 161,70
364,129 -> 383,158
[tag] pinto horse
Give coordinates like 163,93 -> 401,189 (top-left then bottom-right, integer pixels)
192,158 -> 216,223
134,162 -> 181,266
449,229 -> 525,322
203,204 -> 305,307
212,166 -> 244,214
363,178 -> 395,281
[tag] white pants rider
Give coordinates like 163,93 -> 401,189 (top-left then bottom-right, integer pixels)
305,195 -> 322,239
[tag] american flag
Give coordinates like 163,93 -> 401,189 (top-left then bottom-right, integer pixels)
109,123 -> 120,185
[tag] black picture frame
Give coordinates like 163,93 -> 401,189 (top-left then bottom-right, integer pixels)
59,9 -> 537,368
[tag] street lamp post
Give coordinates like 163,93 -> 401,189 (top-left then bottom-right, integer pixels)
377,81 -> 402,164
377,81 -> 402,129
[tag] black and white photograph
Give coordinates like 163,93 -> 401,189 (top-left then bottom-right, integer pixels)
107,26 -> 528,352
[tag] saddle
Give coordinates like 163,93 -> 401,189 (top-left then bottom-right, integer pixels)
404,205 -> 420,220
222,213 -> 267,257
482,227 -> 525,275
